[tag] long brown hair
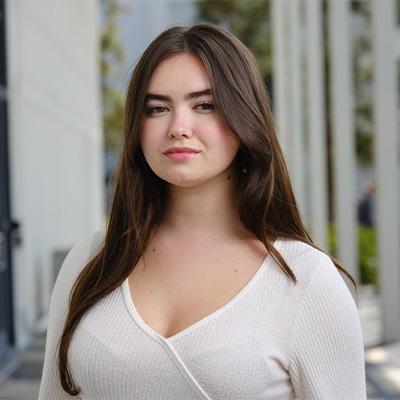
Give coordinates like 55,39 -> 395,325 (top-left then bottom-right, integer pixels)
58,23 -> 357,395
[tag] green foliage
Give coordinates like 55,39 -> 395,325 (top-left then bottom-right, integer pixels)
327,222 -> 337,257
356,130 -> 374,166
196,0 -> 272,87
327,222 -> 378,285
358,225 -> 378,285
351,0 -> 374,167
397,0 -> 400,26
100,0 -> 129,152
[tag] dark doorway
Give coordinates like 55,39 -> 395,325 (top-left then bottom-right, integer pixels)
0,0 -> 16,371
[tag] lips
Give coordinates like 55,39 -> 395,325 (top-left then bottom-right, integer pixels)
164,147 -> 200,155
164,147 -> 201,160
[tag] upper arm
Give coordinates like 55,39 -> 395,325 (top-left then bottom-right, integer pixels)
38,230 -> 103,399
288,253 -> 367,400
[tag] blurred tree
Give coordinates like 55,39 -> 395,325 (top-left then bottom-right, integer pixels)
327,222 -> 378,285
351,0 -> 373,167
196,0 -> 272,94
100,0 -> 129,153
397,0 -> 400,26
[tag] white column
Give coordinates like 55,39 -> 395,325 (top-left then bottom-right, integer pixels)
305,0 -> 329,251
371,0 -> 400,342
289,0 -> 306,223
328,0 -> 358,280
89,0 -> 105,229
272,0 -> 291,157
273,0 -> 307,223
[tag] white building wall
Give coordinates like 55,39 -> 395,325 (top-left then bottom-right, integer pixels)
6,0 -> 104,348
328,0 -> 358,280
371,0 -> 400,342
117,0 -> 196,90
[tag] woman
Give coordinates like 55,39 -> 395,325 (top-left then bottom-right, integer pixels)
39,23 -> 366,399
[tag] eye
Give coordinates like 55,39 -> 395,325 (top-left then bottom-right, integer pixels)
196,102 -> 215,111
144,105 -> 167,116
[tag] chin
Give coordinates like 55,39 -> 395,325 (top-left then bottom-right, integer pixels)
165,178 -> 203,188
160,172 -> 205,188
155,164 -> 232,188
163,171 -> 229,189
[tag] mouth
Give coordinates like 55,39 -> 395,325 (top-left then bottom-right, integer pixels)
163,147 -> 201,161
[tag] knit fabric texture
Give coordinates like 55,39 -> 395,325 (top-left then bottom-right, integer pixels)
38,231 -> 367,399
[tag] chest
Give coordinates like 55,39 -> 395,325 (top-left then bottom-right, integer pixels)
70,269 -> 294,400
126,244 -> 268,340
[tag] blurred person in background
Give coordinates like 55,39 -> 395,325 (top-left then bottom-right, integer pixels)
358,178 -> 376,227
38,23 -> 367,399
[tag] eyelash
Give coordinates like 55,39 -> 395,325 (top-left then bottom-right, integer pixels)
144,102 -> 215,116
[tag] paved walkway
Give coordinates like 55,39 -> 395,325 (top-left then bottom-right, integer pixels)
360,285 -> 400,399
0,334 -> 43,399
0,284 -> 399,399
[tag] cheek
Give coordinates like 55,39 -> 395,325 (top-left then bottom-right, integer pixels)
210,119 -> 240,154
139,122 -> 160,157
211,131 -> 240,160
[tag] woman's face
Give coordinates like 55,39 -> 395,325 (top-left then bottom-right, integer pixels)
139,53 -> 240,188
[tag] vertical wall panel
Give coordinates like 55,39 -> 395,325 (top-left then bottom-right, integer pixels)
371,0 -> 400,343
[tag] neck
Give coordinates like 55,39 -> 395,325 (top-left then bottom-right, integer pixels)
160,170 -> 244,239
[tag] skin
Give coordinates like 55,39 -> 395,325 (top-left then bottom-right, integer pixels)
140,52 -> 244,241
132,53 -> 271,338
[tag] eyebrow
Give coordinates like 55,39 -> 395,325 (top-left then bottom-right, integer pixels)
144,88 -> 213,103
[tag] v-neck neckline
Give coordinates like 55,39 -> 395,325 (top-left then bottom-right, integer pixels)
122,239 -> 279,343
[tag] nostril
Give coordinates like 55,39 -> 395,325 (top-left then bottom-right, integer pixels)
168,128 -> 191,138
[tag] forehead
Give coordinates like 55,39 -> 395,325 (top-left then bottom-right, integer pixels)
147,53 -> 211,93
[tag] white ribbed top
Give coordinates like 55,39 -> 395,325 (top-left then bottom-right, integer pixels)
38,231 -> 366,399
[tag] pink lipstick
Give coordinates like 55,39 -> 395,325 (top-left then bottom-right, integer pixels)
164,147 -> 200,160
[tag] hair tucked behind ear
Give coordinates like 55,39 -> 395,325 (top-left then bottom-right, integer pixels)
57,23 -> 357,395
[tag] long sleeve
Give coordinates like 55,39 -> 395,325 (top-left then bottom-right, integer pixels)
38,231 -> 103,399
288,252 -> 367,399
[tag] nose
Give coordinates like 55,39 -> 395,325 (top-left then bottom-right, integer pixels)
167,111 -> 193,139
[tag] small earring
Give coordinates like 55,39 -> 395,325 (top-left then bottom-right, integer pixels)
241,165 -> 248,174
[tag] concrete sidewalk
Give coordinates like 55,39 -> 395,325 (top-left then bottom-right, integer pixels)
0,284 -> 399,399
366,340 -> 400,399
0,334 -> 43,399
360,285 -> 400,399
